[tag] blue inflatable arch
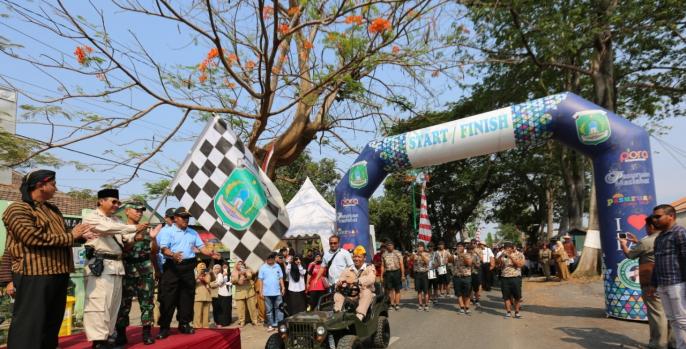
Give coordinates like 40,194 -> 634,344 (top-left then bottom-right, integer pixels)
335,92 -> 655,321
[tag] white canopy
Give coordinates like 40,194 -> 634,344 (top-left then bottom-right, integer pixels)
284,177 -> 335,247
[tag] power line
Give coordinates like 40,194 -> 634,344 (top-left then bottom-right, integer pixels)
15,133 -> 174,178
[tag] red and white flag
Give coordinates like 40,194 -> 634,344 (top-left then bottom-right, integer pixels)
417,181 -> 432,244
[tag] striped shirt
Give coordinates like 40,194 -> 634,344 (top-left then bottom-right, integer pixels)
2,201 -> 74,275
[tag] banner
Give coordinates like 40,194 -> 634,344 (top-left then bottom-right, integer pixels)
170,117 -> 290,270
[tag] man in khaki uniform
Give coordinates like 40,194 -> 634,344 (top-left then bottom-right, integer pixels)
82,189 -> 147,348
334,246 -> 376,320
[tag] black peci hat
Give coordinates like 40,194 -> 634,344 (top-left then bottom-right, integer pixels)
97,188 -> 119,199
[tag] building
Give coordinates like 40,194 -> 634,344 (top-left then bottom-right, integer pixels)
672,197 -> 686,227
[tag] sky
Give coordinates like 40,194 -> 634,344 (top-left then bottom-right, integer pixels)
1,2 -> 685,238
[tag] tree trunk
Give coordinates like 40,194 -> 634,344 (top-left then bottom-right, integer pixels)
546,183 -> 555,240
573,163 -> 602,277
573,0 -> 617,278
558,145 -> 586,231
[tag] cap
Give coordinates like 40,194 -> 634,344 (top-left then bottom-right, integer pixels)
122,201 -> 146,211
174,207 -> 192,217
353,245 -> 366,256
165,208 -> 176,217
98,188 -> 119,199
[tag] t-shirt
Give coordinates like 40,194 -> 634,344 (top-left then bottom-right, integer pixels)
382,250 -> 403,271
501,251 -> 525,278
413,252 -> 430,273
452,252 -> 472,277
258,263 -> 283,296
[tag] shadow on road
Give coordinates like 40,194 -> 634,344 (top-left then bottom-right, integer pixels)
556,327 -> 645,349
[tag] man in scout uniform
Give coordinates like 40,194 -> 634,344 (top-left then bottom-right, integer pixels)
380,241 -> 404,311
467,241 -> 483,307
157,207 -> 220,340
83,189 -> 147,349
497,242 -> 525,319
451,242 -> 473,314
435,241 -> 451,298
115,201 -> 156,346
334,246 -> 376,320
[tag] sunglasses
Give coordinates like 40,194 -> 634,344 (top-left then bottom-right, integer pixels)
652,214 -> 662,219
110,199 -> 121,205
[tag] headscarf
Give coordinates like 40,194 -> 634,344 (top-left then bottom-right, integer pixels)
20,170 -> 56,208
289,255 -> 301,283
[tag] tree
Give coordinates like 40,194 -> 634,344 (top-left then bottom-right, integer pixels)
274,150 -> 340,204
485,232 -> 494,247
460,0 -> 686,276
369,173 -> 414,250
496,223 -> 521,245
0,0 -> 456,183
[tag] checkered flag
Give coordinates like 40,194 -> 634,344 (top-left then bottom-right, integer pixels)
170,117 -> 289,270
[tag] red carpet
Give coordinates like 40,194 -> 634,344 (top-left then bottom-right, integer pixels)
56,327 -> 241,349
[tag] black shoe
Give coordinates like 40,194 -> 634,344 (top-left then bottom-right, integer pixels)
178,324 -> 196,334
156,328 -> 170,339
92,340 -> 113,349
142,325 -> 155,345
114,327 -> 127,345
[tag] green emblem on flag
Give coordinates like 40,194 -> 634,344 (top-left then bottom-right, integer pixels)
574,110 -> 611,145
349,161 -> 368,189
214,168 -> 267,230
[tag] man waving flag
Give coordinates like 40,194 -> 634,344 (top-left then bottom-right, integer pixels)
170,117 -> 289,270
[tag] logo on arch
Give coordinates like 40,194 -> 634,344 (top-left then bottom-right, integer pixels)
573,110 -> 611,145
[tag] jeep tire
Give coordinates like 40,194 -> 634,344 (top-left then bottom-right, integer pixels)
337,335 -> 362,349
265,333 -> 285,349
373,316 -> 390,348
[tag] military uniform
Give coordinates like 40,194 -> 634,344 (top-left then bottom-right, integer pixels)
82,206 -> 137,343
334,263 -> 376,320
116,233 -> 155,328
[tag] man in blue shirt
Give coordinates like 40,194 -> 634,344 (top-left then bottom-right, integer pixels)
649,204 -> 686,348
156,207 -> 220,340
259,253 -> 285,331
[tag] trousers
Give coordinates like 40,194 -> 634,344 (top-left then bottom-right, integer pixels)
658,282 -> 686,349
158,260 -> 196,328
8,273 -> 69,349
236,296 -> 258,325
84,273 -> 123,341
334,289 -> 374,318
193,301 -> 211,328
643,285 -> 670,349
116,260 -> 155,328
264,295 -> 283,327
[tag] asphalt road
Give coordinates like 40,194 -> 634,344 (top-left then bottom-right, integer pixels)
385,279 -> 650,349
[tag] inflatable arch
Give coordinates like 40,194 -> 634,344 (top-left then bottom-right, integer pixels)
335,92 -> 655,321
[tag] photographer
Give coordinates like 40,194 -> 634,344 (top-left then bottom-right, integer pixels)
497,242 -> 525,319
286,255 -> 307,315
231,260 -> 258,327
193,262 -> 214,329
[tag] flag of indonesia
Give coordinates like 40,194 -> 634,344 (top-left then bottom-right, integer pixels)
417,181 -> 432,243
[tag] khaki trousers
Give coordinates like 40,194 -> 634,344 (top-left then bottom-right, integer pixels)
643,286 -> 670,349
556,261 -> 570,280
236,296 -> 258,325
193,301 -> 211,328
334,289 -> 374,318
84,274 -> 123,341
256,295 -> 266,323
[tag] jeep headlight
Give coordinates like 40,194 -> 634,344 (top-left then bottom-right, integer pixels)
316,326 -> 327,336
279,324 -> 288,333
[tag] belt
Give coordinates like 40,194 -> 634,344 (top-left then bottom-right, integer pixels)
95,253 -> 122,261
385,269 -> 400,272
178,258 -> 197,265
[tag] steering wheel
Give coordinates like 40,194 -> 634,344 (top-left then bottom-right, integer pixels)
338,281 -> 361,298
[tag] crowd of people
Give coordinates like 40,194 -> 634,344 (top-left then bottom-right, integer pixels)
2,169 -> 686,349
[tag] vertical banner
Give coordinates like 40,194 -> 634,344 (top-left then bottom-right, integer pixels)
417,181 -> 432,244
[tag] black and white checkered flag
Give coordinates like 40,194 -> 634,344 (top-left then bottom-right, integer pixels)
170,117 -> 289,270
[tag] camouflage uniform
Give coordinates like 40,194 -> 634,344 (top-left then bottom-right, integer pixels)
116,235 -> 155,327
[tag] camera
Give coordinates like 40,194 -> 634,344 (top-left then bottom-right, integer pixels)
618,233 -> 627,239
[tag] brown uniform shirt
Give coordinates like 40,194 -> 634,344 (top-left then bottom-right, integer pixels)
501,251 -> 525,277
413,252 -> 430,273
452,252 -> 472,277
337,263 -> 377,292
382,250 -> 403,271
2,201 -> 74,275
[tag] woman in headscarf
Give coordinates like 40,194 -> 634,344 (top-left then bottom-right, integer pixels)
553,241 -> 571,281
210,264 -> 232,327
286,255 -> 307,315
3,170 -> 95,348
231,260 -> 258,327
193,262 -> 215,328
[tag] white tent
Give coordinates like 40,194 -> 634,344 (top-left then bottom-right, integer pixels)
284,177 -> 336,249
